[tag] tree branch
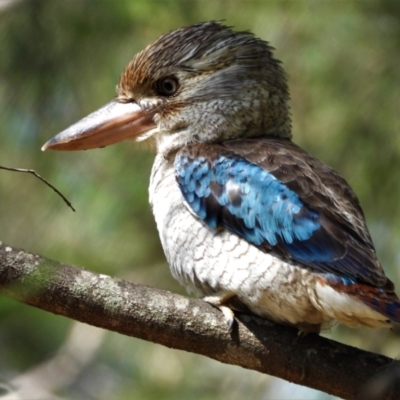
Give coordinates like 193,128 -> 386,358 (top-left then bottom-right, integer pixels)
0,241 -> 399,400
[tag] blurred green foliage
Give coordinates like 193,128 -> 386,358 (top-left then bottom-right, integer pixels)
1,1 -> 400,399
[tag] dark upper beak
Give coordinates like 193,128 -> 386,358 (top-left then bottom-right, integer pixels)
42,100 -> 157,151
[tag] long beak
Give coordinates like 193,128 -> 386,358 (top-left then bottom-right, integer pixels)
42,100 -> 157,151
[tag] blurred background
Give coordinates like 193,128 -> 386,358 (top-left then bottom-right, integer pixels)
0,0 -> 400,399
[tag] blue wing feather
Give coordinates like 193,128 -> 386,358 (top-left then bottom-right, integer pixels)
176,152 -> 320,246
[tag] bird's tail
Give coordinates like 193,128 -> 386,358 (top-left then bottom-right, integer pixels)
318,274 -> 400,326
356,285 -> 400,324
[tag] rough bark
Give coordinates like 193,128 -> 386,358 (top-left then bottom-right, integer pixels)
0,241 -> 399,400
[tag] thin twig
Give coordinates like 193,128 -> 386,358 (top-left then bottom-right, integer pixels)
0,166 -> 75,212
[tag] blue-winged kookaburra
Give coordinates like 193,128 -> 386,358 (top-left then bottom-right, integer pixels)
42,21 -> 400,334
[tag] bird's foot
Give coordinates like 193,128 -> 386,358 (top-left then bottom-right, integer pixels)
202,292 -> 236,332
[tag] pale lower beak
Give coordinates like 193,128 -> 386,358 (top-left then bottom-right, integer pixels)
42,100 -> 157,151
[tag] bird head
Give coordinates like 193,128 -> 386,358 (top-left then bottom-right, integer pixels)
42,21 -> 291,154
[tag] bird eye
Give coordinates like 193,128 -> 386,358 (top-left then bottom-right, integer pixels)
155,76 -> 179,97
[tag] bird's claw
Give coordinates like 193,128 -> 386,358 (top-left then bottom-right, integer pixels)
227,316 -> 236,332
220,305 -> 236,332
